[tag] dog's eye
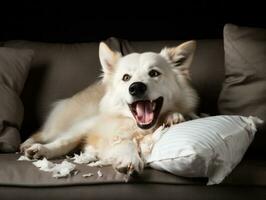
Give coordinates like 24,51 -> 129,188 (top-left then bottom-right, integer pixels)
122,74 -> 131,81
149,70 -> 161,77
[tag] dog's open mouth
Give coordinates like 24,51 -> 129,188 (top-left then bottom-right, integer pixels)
128,97 -> 163,129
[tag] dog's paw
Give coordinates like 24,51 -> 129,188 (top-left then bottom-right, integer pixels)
114,153 -> 144,175
24,144 -> 49,159
20,143 -> 33,154
20,138 -> 36,153
164,112 -> 185,126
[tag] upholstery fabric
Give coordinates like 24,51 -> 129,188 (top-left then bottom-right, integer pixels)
0,154 -> 266,187
218,24 -> 266,152
0,47 -> 33,152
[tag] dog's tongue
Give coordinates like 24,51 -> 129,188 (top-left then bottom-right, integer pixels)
136,101 -> 154,124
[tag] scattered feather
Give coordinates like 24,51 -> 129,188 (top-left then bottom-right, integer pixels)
71,152 -> 97,164
33,158 -> 55,172
73,170 -> 79,176
32,158 -> 76,178
82,173 -> 94,178
124,174 -> 130,183
97,170 -> 103,177
17,152 -> 110,179
18,155 -> 35,161
87,160 -> 106,167
52,160 -> 76,178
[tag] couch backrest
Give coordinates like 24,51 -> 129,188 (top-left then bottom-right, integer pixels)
4,39 -> 225,139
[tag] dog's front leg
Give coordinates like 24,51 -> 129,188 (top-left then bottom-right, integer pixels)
104,139 -> 144,175
24,133 -> 83,159
24,116 -> 101,159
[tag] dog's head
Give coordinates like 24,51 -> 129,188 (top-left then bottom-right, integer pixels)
99,41 -> 197,129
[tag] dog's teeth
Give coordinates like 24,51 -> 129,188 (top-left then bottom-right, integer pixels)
152,102 -> 156,110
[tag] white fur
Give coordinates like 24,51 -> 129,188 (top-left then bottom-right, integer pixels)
21,41 -> 199,174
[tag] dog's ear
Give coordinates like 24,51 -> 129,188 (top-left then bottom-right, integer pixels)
99,42 -> 121,76
160,41 -> 196,78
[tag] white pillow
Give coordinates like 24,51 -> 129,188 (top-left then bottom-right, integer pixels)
146,115 -> 263,185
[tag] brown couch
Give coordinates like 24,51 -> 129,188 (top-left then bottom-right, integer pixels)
0,38 -> 265,200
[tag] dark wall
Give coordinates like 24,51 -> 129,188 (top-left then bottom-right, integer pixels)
0,1 -> 265,42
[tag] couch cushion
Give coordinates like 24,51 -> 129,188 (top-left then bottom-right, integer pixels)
0,47 -> 33,152
4,41 -> 106,140
0,154 -> 204,187
0,154 -> 266,187
218,24 -> 266,153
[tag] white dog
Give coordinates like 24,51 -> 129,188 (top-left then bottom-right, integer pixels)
20,41 -> 199,174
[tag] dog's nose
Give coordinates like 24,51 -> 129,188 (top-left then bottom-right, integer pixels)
129,82 -> 147,97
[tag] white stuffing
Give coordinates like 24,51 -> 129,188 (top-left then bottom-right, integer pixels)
71,152 -> 97,164
52,160 -> 76,178
87,160 -> 106,167
33,158 -> 55,172
18,155 -> 35,161
18,152 -> 102,178
32,158 -> 76,178
97,170 -> 103,177
73,170 -> 79,176
82,173 -> 94,178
